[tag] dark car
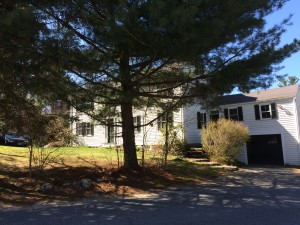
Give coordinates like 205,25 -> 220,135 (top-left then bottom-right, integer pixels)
0,134 -> 29,147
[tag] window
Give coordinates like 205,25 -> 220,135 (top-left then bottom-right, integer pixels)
157,113 -> 173,130
76,123 -> 83,136
209,110 -> 219,121
197,112 -> 206,129
107,119 -> 115,144
229,108 -> 239,120
85,123 -> 94,136
224,107 -> 243,121
254,103 -> 277,120
76,122 -> 94,136
261,105 -> 271,119
133,116 -> 141,133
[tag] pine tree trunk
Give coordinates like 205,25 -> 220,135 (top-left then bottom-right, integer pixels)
120,46 -> 139,170
121,102 -> 139,170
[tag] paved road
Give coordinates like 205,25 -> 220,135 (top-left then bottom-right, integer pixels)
1,166 -> 300,225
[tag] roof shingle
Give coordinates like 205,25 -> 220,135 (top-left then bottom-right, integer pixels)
218,84 -> 299,105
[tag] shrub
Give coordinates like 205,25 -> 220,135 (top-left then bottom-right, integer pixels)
159,124 -> 187,156
202,118 -> 249,165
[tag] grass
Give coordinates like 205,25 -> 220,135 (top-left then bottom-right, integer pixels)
168,158 -> 220,183
0,145 -> 177,168
0,145 -> 225,206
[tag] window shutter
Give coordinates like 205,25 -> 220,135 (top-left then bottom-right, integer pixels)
197,112 -> 206,129
91,124 -> 94,136
197,112 -> 201,129
254,105 -> 260,120
238,107 -> 244,121
157,114 -> 161,130
82,122 -> 86,136
224,108 -> 229,119
137,116 -> 141,132
76,123 -> 79,135
271,103 -> 277,119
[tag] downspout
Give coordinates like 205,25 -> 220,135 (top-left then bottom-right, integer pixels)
293,97 -> 300,158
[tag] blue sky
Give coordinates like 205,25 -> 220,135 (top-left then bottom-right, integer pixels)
267,0 -> 300,85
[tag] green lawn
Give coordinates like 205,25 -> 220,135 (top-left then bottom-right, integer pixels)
0,145 -> 176,168
0,145 -> 220,180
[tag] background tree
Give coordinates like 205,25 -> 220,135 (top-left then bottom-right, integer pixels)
278,75 -> 299,87
0,0 -> 73,132
0,0 -> 54,132
2,0 -> 300,170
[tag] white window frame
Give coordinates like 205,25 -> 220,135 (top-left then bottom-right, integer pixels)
76,123 -> 83,136
260,104 -> 272,119
76,122 -> 94,136
85,123 -> 94,136
157,113 -> 173,130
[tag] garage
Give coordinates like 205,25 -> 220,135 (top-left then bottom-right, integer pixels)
247,134 -> 284,165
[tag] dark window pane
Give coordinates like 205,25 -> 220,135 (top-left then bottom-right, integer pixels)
229,108 -> 238,121
210,110 -> 219,121
262,112 -> 271,118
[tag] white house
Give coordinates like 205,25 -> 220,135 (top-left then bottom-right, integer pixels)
70,106 -> 184,147
71,84 -> 300,166
184,84 -> 300,166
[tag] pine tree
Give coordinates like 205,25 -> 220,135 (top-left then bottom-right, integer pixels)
3,0 -> 300,170
278,76 -> 299,87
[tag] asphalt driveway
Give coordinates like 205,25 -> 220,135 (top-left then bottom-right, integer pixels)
1,166 -> 300,225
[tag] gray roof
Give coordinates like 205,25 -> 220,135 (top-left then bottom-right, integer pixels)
218,84 -> 300,105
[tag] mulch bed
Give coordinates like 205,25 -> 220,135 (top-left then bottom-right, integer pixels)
0,165 -> 177,207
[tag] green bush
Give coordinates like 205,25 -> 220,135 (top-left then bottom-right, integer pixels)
159,124 -> 187,156
202,118 -> 249,165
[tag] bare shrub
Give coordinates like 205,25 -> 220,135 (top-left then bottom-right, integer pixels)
32,147 -> 64,172
202,118 -> 249,165
158,124 -> 186,168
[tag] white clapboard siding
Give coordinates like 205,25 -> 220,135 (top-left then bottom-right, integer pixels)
133,108 -> 184,146
77,124 -> 106,147
296,90 -> 300,148
70,107 -> 184,147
